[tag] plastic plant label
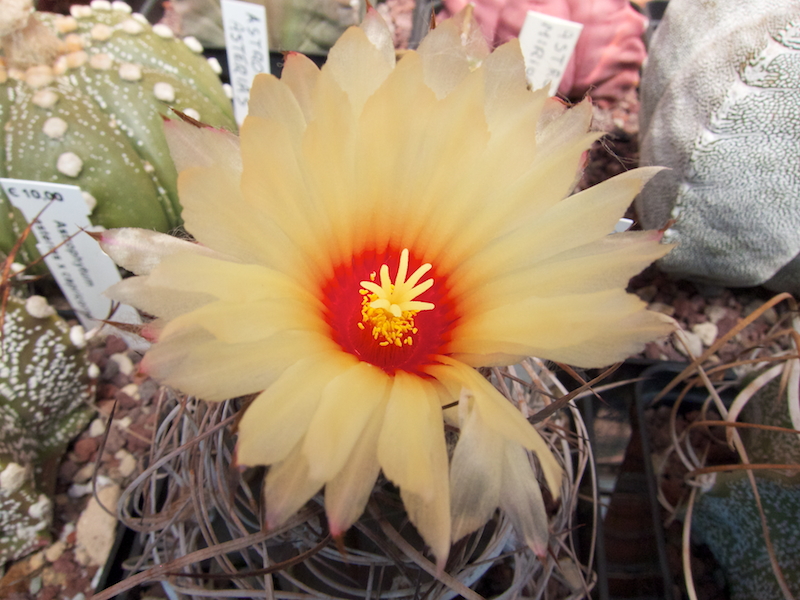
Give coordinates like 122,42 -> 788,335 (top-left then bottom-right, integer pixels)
221,0 -> 270,125
519,11 -> 583,96
0,178 -> 140,330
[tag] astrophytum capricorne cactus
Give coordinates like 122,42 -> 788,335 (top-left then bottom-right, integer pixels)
0,0 -> 236,268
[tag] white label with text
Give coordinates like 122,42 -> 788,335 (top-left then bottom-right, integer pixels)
221,0 -> 270,125
1,179 -> 140,330
519,12 -> 583,96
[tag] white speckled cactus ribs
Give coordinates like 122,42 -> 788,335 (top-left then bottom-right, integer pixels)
0,295 -> 95,562
637,0 -> 800,293
0,0 -> 236,269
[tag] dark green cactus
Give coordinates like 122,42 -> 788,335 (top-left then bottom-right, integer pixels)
0,0 -> 236,268
0,294 -> 95,562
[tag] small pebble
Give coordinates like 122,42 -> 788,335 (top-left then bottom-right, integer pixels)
121,382 -> 141,399
115,449 -> 137,477
153,81 -> 176,102
110,352 -> 135,376
704,305 -> 728,324
676,330 -> 703,358
57,152 -> 83,177
26,295 -> 55,318
692,322 -> 719,347
45,541 -> 66,563
88,418 -> 107,438
648,301 -> 676,317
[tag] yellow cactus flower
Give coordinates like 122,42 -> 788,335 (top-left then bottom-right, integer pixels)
97,8 -> 673,569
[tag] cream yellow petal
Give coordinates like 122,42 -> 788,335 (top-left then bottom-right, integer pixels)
264,440 -> 325,528
454,290 -> 648,356
353,52 -> 437,250
324,395 -> 387,537
95,228 -> 218,275
163,117 -> 241,174
178,166 -> 315,283
105,276 -> 212,320
159,297 -> 322,345
146,253 -> 315,304
239,115 -> 334,279
324,25 -> 394,115
248,73 -> 306,139
499,442 -> 550,558
399,417 -> 451,570
359,7 -> 395,69
449,167 -> 659,293
460,231 -> 671,310
281,52 -> 320,123
416,10 -> 488,99
143,329 -> 335,401
301,68 -> 357,265
426,358 -> 562,497
377,372 -> 442,501
237,353 -> 356,467
449,393 -> 503,542
302,362 -> 390,482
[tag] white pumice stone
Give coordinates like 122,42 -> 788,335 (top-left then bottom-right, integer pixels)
56,152 -> 83,177
43,117 -> 68,139
153,81 -> 175,102
118,63 -> 142,81
152,24 -> 174,39
25,295 -> 56,318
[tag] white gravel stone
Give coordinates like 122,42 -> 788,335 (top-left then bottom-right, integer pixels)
704,305 -> 728,324
88,418 -> 107,438
45,540 -> 66,562
110,352 -> 134,375
676,330 -> 703,358
75,483 -> 121,566
692,322 -> 719,347
121,383 -> 140,399
115,449 -> 137,477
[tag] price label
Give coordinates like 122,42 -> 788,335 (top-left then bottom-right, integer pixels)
519,11 -> 583,96
221,0 -> 270,125
1,178 -> 141,330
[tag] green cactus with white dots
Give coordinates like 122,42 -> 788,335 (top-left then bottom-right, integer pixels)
0,0 -> 236,270
0,294 -> 95,562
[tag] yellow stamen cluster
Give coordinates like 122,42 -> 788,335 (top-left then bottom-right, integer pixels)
358,249 -> 435,348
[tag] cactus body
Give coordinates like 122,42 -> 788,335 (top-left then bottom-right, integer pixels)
0,295 -> 95,562
0,0 -> 236,267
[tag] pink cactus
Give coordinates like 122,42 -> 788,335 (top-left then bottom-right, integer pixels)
438,0 -> 647,102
